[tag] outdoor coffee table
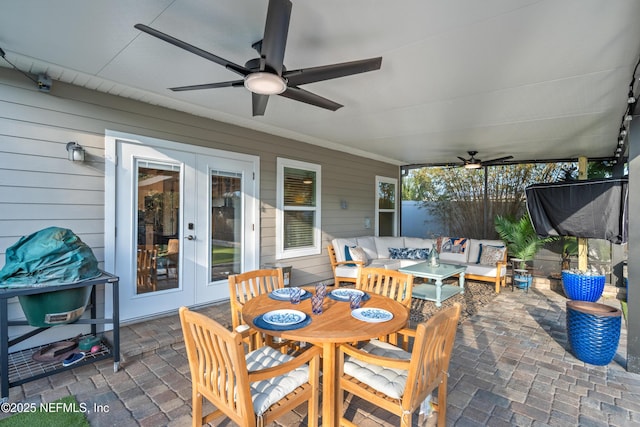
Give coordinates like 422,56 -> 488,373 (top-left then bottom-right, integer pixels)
399,262 -> 466,307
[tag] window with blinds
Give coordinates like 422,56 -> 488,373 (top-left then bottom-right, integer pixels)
277,159 -> 321,259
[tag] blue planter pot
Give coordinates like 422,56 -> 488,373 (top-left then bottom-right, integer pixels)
562,271 -> 605,302
566,300 -> 621,365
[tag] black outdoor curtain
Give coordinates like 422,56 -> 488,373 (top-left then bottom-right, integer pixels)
525,178 -> 628,244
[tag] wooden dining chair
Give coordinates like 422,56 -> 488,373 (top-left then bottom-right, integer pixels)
337,303 -> 461,427
228,268 -> 287,351
356,267 -> 414,348
179,307 -> 320,427
166,238 -> 179,279
136,247 -> 158,293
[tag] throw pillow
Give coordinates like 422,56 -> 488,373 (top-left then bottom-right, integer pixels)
476,243 -> 504,263
479,246 -> 506,265
349,246 -> 368,264
440,237 -> 468,253
344,245 -> 356,267
388,247 -> 403,259
388,247 -> 430,260
406,247 -> 430,260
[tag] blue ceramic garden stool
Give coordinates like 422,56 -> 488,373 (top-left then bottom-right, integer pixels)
566,300 -> 621,366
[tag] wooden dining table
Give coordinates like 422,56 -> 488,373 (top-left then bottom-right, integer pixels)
242,287 -> 409,427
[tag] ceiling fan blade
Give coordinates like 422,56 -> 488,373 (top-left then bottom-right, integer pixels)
169,80 -> 245,92
279,87 -> 343,111
457,156 -> 467,163
284,57 -> 382,86
252,93 -> 270,116
482,155 -> 514,165
261,0 -> 292,75
134,24 -> 250,76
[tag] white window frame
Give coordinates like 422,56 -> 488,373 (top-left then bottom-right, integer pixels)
375,175 -> 398,236
276,158 -> 322,259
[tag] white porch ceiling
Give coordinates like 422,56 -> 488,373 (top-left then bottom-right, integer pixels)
2,0 -> 639,165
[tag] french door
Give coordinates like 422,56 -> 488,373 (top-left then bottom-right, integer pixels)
108,136 -> 258,322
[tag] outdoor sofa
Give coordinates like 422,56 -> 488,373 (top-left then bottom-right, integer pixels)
328,236 -> 508,292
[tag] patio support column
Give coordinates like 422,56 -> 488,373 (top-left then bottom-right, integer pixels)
611,161 -> 626,289
627,117 -> 640,373
577,157 -> 588,271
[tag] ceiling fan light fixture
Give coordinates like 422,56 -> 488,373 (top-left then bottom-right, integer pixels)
464,162 -> 482,169
244,72 -> 286,95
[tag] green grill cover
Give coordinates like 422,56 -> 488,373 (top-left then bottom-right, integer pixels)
0,227 -> 100,287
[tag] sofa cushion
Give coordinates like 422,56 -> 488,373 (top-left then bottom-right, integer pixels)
374,237 -> 405,259
335,265 -> 360,279
465,263 -> 505,278
388,247 -> 430,260
403,237 -> 433,249
398,259 -> 424,268
369,259 -> 402,270
332,238 -> 358,262
356,236 -> 379,261
479,245 -> 506,265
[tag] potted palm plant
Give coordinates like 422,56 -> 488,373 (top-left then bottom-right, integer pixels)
494,211 -> 554,289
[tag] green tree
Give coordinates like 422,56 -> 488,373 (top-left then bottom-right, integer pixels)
403,162 -> 573,238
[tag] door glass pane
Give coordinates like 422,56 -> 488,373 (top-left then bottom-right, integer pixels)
136,161 -> 180,294
379,212 -> 395,236
378,182 -> 395,209
211,171 -> 242,281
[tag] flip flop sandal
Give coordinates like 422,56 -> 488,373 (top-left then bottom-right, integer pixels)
32,335 -> 81,363
62,352 -> 85,367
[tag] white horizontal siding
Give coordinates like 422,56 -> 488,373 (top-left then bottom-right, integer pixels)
0,66 -> 398,346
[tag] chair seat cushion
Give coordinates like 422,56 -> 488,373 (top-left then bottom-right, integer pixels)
465,263 -> 504,277
343,339 -> 410,399
246,346 -> 309,416
335,265 -> 359,278
369,259 -> 402,270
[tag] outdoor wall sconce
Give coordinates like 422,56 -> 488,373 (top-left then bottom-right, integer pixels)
66,141 -> 85,162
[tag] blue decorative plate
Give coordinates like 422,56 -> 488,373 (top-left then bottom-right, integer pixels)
271,287 -> 306,298
262,309 -> 306,326
269,288 -> 312,301
328,289 -> 370,302
351,308 -> 393,323
253,312 -> 312,331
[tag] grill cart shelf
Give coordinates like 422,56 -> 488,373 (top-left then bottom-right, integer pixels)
0,272 -> 119,401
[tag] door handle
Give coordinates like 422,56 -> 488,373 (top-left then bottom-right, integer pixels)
185,235 -> 196,241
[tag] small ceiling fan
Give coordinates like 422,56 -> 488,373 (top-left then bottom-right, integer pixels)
135,0 -> 382,116
457,151 -> 513,169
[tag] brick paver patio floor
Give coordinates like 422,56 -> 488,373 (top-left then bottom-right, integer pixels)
2,286 -> 638,426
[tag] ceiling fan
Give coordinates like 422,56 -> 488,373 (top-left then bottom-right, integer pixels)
457,151 -> 513,169
135,0 -> 382,116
